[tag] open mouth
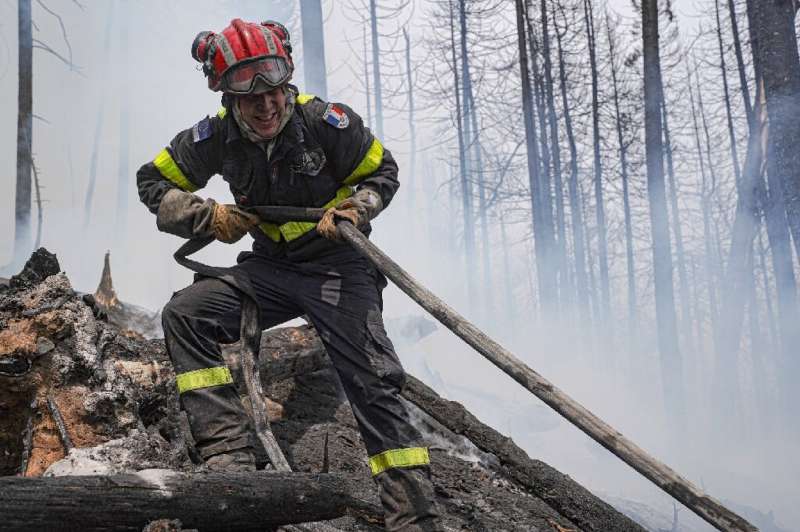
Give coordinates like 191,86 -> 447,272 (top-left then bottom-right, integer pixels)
254,110 -> 278,129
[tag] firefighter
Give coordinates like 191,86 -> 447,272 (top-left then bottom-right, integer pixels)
136,18 -> 441,531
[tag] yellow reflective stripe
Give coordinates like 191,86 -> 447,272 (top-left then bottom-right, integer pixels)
217,107 -> 227,118
369,447 -> 430,476
175,367 -> 233,394
296,93 -> 315,105
258,222 -> 282,242
153,148 -> 198,193
343,138 -> 384,186
278,186 -> 354,242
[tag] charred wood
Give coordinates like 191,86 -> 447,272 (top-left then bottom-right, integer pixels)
0,471 -> 374,531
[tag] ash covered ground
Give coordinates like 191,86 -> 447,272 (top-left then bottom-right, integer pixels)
0,249 -> 647,531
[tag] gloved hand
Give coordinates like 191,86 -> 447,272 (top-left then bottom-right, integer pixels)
210,203 -> 261,243
317,188 -> 383,241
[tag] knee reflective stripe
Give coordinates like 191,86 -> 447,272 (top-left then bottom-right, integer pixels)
259,186 -> 354,242
369,447 -> 430,476
217,106 -> 228,118
343,138 -> 384,186
175,366 -> 234,394
153,148 -> 199,193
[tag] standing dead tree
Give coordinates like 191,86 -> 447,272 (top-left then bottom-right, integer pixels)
300,0 -> 328,99
516,0 -> 557,314
14,0 -> 34,271
583,0 -> 611,328
641,0 -> 685,428
11,0 -> 80,272
748,0 -> 800,415
604,8 -> 638,344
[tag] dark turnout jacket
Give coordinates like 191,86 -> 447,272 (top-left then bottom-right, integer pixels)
136,88 -> 399,260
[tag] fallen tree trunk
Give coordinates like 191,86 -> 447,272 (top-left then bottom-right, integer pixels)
0,471 -> 375,531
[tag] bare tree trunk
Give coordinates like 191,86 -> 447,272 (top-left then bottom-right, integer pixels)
754,1 -> 800,262
515,0 -> 555,313
726,0 -> 753,124
450,0 -> 476,305
461,3 -> 490,314
687,66 -> 721,359
584,0 -> 610,324
14,0 -> 33,268
83,1 -> 114,230
606,11 -> 638,341
554,4 -> 589,323
694,59 -> 749,426
362,25 -> 372,129
715,0 -> 743,185
706,0 -> 770,431
467,96 -> 491,316
526,7 -> 558,313
582,181 -> 601,333
115,1 -> 130,240
642,0 -> 685,427
403,27 -> 416,215
31,162 -> 42,249
83,108 -> 105,230
661,101 -> 694,354
749,0 -> 800,415
542,0 -> 568,309
300,0 -> 328,99
368,0 -> 384,139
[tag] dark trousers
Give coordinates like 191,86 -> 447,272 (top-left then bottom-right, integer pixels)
161,250 -> 440,530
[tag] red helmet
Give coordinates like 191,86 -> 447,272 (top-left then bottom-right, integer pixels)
191,19 -> 293,94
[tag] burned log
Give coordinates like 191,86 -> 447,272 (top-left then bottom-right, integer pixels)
0,471 -> 376,531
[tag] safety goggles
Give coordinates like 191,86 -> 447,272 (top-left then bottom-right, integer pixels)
222,57 -> 291,94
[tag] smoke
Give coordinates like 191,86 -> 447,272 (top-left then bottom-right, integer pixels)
0,1 -> 797,530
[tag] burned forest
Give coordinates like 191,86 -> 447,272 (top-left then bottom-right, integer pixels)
2,0 -> 799,531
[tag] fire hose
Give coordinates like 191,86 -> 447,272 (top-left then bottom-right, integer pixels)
175,205 -> 757,532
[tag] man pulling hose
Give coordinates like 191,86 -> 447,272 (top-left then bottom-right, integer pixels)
136,18 -> 441,531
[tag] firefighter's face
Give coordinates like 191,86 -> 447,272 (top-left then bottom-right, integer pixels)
237,86 -> 287,139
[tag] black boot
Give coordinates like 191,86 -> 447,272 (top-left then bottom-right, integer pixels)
375,467 -> 443,531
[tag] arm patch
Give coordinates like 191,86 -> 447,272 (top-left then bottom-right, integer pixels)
192,116 -> 213,143
322,104 -> 350,129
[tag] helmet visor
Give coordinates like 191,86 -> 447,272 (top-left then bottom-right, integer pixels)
223,57 -> 291,94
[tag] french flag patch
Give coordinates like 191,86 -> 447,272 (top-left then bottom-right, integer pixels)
322,103 -> 350,129
192,116 -> 213,143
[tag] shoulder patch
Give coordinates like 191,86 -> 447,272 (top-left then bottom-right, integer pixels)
322,103 -> 350,129
192,116 -> 213,143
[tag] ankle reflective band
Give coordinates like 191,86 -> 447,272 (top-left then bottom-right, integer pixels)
176,366 -> 233,394
369,447 -> 430,476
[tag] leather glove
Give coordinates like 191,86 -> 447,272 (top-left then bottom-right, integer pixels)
211,203 -> 261,243
317,188 -> 383,241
